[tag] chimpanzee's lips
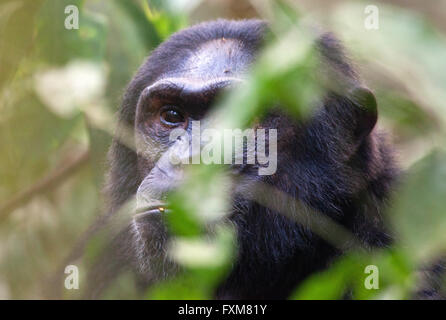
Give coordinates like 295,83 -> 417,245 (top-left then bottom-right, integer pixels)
134,203 -> 170,216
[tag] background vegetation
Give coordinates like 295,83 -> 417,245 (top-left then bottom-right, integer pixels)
1,0 -> 446,299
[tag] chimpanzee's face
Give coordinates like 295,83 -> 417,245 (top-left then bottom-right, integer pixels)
132,37 -> 275,214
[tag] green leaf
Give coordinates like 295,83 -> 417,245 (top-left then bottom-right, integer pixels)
392,150 -> 446,263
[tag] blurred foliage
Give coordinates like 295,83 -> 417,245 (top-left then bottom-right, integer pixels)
0,0 -> 446,300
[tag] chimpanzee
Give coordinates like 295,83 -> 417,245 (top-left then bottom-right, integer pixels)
87,19 -> 400,299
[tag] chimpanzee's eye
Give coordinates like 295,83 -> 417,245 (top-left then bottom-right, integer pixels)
159,107 -> 186,127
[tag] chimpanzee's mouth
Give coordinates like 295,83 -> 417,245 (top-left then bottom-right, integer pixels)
134,203 -> 170,216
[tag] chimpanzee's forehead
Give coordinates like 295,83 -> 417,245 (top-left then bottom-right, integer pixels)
165,38 -> 254,80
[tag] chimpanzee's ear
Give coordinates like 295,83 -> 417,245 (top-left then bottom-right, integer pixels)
349,87 -> 378,141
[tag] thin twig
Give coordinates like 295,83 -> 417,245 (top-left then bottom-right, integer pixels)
0,150 -> 90,220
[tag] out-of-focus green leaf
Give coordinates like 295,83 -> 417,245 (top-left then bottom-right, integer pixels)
377,91 -> 437,137
333,3 -> 446,129
148,226 -> 234,299
0,0 -> 44,90
167,165 -> 230,237
114,0 -> 161,49
291,250 -> 413,300
392,150 -> 446,263
147,10 -> 187,40
290,262 -> 351,300
214,24 -> 321,131
148,273 -> 209,299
